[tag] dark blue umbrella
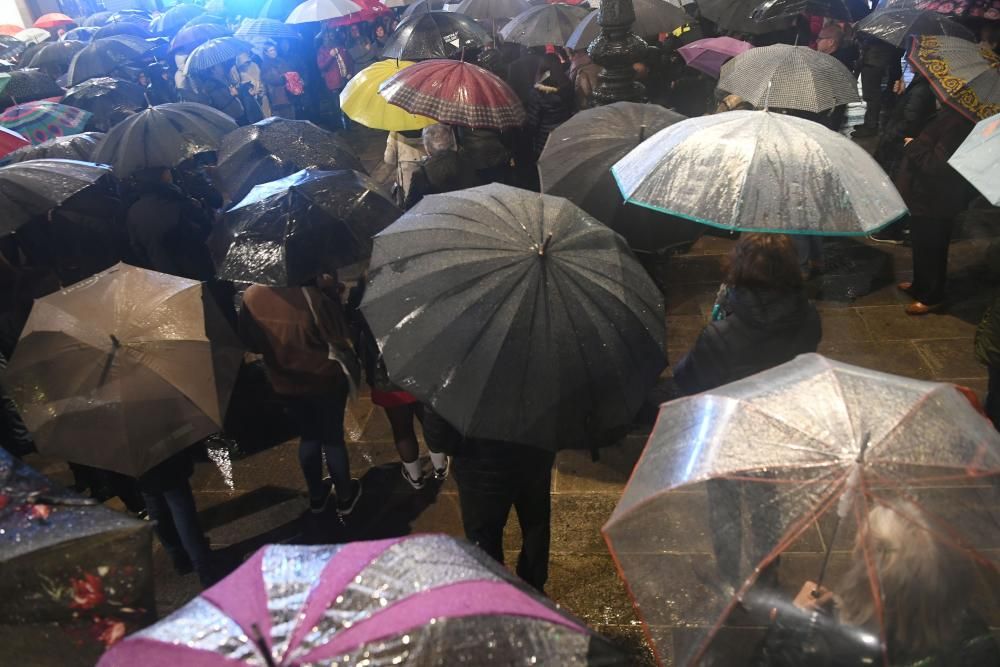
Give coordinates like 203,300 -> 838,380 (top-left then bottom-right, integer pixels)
169,22 -> 231,54
152,3 -> 205,35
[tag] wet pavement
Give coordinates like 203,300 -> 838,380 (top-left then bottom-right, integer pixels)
22,119 -> 1000,665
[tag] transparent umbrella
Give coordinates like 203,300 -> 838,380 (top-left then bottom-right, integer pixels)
604,353 -> 1000,666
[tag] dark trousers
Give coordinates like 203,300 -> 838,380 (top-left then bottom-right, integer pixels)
319,87 -> 348,131
987,366 -> 1000,431
860,64 -> 887,129
285,385 -> 351,500
910,215 -> 954,305
454,443 -> 555,591
143,480 -> 213,583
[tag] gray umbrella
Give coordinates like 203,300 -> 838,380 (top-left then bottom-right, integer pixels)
568,0 -> 687,47
948,112 -> 1000,206
612,110 -> 907,235
697,0 -> 795,34
719,44 -> 860,113
856,8 -> 975,49
498,3 -> 590,47
454,0 -> 532,21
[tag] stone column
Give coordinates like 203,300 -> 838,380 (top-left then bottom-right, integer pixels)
587,0 -> 648,105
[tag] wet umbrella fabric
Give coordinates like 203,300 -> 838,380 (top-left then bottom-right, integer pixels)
718,44 -> 860,113
92,102 -> 238,177
0,126 -> 29,158
0,448 -> 154,667
0,101 -> 92,145
170,23 -> 232,53
454,0 -> 533,20
62,77 -> 147,131
215,116 -> 364,204
5,263 -> 243,478
401,0 -> 447,17
539,101 -> 686,224
498,3 -> 590,46
220,168 -> 401,286
0,35 -> 26,60
340,59 -> 436,131
67,38 -> 142,86
678,36 -> 753,78
234,18 -> 299,42
0,69 -> 63,107
182,36 -> 255,73
34,13 -> 76,29
612,110 -> 907,235
856,7 -> 975,48
750,0 -> 854,21
380,11 -> 491,60
14,28 -> 52,45
0,159 -> 112,233
93,22 -> 152,40
604,353 -> 1000,667
0,131 -> 103,164
25,40 -> 86,70
379,59 -> 525,129
908,34 -> 1000,122
285,0 -> 365,23
98,535 -> 627,666
152,3 -> 204,35
361,183 -> 667,450
948,112 -> 1000,205
696,0 -> 796,34
82,11 -> 114,27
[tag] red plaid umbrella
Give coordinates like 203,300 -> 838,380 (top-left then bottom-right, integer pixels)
0,126 -> 29,157
379,59 -> 525,130
328,0 -> 393,26
34,13 -> 75,29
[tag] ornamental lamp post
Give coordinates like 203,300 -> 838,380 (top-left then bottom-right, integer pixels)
587,0 -> 649,105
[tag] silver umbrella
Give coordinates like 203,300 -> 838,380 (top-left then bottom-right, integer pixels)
612,110 -> 907,235
948,112 -> 1000,205
718,44 -> 860,113
856,7 -> 975,49
498,3 -> 590,47
454,0 -> 532,21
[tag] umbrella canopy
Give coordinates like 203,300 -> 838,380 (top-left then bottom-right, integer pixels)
62,77 -> 147,133
379,58 -> 525,129
0,25 -> 22,37
750,0 -> 854,21
881,0 -> 1000,18
98,535 -> 627,666
25,39 -> 86,70
0,448 -> 154,667
34,13 -> 76,29
361,183 -> 667,449
0,131 -> 103,164
0,126 -> 29,157
454,0 -> 533,20
220,168 -> 401,286
718,44 -> 860,113
234,17 -> 300,42
7,263 -> 243,477
14,28 -> 53,45
152,3 -> 204,35
856,7 -> 975,48
604,353 -> 1000,667
380,11 -> 491,60
401,0 -> 447,17
613,110 -> 907,235
540,101 -> 685,224
92,22 -> 152,40
0,159 -> 111,232
0,35 -> 27,60
0,69 -> 63,107
327,0 -> 394,27
216,116 -> 364,204
182,14 -> 228,30
909,34 -> 1000,122
61,26 -> 99,42
341,59 -> 436,131
182,36 -> 255,73
82,11 -> 114,27
169,22 -> 232,53
260,0 -> 303,20
0,101 -> 92,145
93,102 -> 238,177
285,0 -> 365,23
67,38 -> 142,87
678,36 -> 753,78
948,112 -> 1000,205
696,0 -> 795,34
498,3 -> 590,46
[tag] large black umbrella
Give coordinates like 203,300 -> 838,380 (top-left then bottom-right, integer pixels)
856,8 -> 975,48
152,2 -> 204,35
381,11 -> 492,60
498,3 -> 591,47
61,26 -> 99,42
66,38 -> 141,86
750,0 -> 855,22
402,0 -> 448,18
0,448 -> 154,667
25,40 -> 86,71
0,35 -> 26,61
169,22 -> 231,54
81,10 -> 114,27
0,132 -> 104,164
697,0 -> 796,34
92,102 -> 238,177
0,159 -> 114,233
361,183 -> 667,450
93,21 -> 152,40
216,116 -> 364,204
182,36 -> 254,73
61,77 -> 148,132
220,168 -> 401,286
0,69 -> 64,108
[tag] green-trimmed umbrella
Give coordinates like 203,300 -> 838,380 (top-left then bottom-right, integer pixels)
0,101 -> 92,146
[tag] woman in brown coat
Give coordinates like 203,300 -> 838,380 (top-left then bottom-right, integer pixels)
261,41 -> 295,119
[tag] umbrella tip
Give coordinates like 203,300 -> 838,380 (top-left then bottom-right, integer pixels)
538,232 -> 553,257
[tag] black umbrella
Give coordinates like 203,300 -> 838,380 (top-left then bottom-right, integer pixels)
361,183 -> 668,450
62,77 -> 148,132
0,132 -> 105,164
220,168 -> 401,286
697,0 -> 796,34
169,22 -> 231,54
0,35 -> 26,61
381,12 -> 492,60
0,159 -> 114,233
107,10 -> 152,26
66,37 -> 149,87
750,0 -> 854,22
152,3 -> 204,35
181,14 -> 228,29
14,42 -> 45,69
856,8 -> 975,48
0,69 -> 64,108
93,102 -> 238,177
216,117 -> 364,204
25,40 -> 86,71
402,0 -> 448,18
0,448 -> 154,667
93,21 -> 152,40
61,26 -> 99,42
498,3 -> 591,47
81,10 -> 114,27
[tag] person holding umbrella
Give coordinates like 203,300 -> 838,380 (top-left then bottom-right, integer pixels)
316,28 -> 353,130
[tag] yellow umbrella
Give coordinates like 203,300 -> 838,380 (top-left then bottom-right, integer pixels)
340,59 -> 436,132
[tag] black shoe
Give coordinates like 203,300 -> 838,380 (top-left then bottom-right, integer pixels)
336,478 -> 363,517
171,553 -> 193,575
308,478 -> 334,514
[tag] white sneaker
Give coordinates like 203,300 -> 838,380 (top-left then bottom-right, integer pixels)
401,464 -> 425,490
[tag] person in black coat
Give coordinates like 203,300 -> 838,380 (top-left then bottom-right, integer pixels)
404,124 -> 482,209
524,54 -> 573,163
874,74 -> 937,180
505,46 -> 543,106
854,37 -> 903,137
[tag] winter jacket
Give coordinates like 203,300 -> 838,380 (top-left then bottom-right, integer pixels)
894,107 -> 976,219
569,54 -> 602,111
673,286 -> 822,394
262,55 -> 293,108
317,46 -> 352,91
404,150 -> 483,209
506,53 -> 542,104
457,127 -> 509,172
125,182 -> 216,282
348,37 -> 376,70
525,78 -> 573,160
874,75 -> 937,178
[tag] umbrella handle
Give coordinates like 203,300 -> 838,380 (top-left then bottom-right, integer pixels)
251,624 -> 277,667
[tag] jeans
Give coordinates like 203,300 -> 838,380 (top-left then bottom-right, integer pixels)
453,442 -> 555,591
910,215 -> 954,305
143,480 -> 213,584
285,386 -> 351,500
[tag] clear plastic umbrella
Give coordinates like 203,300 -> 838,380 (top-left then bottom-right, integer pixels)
612,110 -> 907,235
948,111 -> 1000,205
604,353 -> 1000,666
